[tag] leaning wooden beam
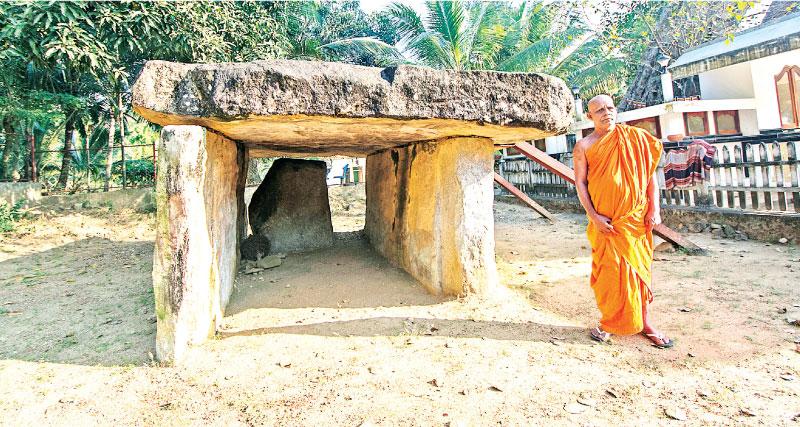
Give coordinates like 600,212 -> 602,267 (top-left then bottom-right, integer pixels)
652,224 -> 706,254
514,142 -> 575,181
512,141 -> 706,254
494,172 -> 557,223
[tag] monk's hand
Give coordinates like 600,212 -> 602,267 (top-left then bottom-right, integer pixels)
591,214 -> 615,234
644,208 -> 661,232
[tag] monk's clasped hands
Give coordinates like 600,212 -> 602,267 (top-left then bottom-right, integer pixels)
591,213 -> 615,234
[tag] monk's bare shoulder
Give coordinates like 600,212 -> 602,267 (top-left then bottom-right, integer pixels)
573,134 -> 596,157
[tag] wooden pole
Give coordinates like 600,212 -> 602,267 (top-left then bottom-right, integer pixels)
512,141 -> 705,254
494,172 -> 557,223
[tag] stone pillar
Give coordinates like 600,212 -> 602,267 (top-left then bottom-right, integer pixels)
661,71 -> 674,102
152,125 -> 243,363
365,137 -> 498,296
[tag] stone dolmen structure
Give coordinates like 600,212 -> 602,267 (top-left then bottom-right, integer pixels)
132,59 -> 573,362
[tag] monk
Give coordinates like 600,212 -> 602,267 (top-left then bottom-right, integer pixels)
572,94 -> 673,348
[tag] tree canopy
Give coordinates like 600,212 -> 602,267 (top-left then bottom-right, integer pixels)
0,0 -> 761,189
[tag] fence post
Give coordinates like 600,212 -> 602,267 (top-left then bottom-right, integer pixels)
85,131 -> 91,191
28,131 -> 37,182
121,142 -> 127,188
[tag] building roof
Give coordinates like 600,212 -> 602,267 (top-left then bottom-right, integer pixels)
669,12 -> 800,79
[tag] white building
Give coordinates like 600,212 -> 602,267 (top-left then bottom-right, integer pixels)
560,13 -> 800,152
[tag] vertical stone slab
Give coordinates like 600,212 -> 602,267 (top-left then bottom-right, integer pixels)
365,137 -> 498,296
249,158 -> 334,253
153,125 -> 242,363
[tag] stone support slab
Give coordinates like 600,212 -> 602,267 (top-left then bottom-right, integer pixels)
152,125 -> 243,362
365,137 -> 498,296
248,158 -> 334,253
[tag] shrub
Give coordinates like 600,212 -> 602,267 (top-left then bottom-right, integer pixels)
0,200 -> 25,232
112,159 -> 155,186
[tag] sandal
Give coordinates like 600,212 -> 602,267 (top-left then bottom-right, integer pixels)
590,327 -> 612,344
642,331 -> 674,349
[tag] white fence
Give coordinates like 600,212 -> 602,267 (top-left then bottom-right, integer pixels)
498,140 -> 800,214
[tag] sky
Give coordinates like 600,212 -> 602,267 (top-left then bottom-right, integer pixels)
359,0 -> 428,16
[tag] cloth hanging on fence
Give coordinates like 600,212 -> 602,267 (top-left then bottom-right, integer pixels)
663,139 -> 716,190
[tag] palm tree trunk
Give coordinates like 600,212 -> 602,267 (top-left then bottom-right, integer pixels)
104,113 -> 115,192
118,96 -> 128,188
57,114 -> 75,189
2,117 -> 16,180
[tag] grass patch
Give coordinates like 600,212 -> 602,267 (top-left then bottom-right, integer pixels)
137,291 -> 155,309
0,199 -> 26,233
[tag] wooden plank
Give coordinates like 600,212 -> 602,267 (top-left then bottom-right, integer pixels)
653,224 -> 707,255
514,142 -> 576,182
513,141 -> 704,254
494,172 -> 557,223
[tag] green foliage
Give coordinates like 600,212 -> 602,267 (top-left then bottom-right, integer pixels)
0,199 -> 25,232
0,0 -> 754,187
112,159 -> 154,187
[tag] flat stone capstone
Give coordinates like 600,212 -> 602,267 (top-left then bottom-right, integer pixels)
132,59 -> 573,157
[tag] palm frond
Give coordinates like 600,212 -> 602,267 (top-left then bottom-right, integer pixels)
462,2 -> 498,70
426,0 -> 465,68
387,2 -> 426,41
427,1 -> 464,49
568,57 -> 628,98
496,38 -> 552,72
320,37 -> 407,66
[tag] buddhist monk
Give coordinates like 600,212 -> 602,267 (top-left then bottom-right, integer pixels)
572,94 -> 673,348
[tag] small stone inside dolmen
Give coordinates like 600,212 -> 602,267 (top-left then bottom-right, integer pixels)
240,234 -> 271,261
249,158 -> 334,253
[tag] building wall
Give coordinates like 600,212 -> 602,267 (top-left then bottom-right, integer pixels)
659,112 -> 685,139
739,109 -> 760,135
545,135 -> 568,154
748,49 -> 800,130
698,62 -> 755,99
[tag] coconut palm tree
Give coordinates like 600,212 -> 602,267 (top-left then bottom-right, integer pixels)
362,0 -> 663,100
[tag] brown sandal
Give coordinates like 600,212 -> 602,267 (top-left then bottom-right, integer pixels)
590,327 -> 612,344
642,331 -> 674,349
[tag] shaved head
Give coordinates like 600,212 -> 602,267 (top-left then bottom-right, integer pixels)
587,94 -> 615,111
586,94 -> 617,132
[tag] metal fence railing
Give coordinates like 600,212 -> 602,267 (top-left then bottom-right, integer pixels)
0,141 -> 157,194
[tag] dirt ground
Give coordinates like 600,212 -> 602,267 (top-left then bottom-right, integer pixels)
1,185 -> 799,426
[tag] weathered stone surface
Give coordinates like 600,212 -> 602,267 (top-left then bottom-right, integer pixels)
240,234 -> 271,261
132,60 -> 573,156
0,182 -> 43,205
249,158 -> 334,253
152,125 -> 243,362
365,137 -> 498,296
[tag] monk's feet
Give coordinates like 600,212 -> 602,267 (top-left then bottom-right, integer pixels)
590,326 -> 612,344
641,327 -> 674,349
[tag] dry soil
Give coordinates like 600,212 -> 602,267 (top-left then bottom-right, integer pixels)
1,186 -> 799,426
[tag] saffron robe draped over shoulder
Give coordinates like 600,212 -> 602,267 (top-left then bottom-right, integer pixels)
585,124 -> 663,335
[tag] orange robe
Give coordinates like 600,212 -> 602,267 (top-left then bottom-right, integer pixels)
586,124 -> 662,335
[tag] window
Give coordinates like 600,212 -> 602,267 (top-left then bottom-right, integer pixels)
684,112 -> 709,136
775,65 -> 800,128
566,134 -> 577,151
627,117 -> 662,138
713,110 -> 740,135
534,139 -> 547,151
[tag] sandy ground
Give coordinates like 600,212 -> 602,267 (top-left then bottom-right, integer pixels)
1,185 -> 799,426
